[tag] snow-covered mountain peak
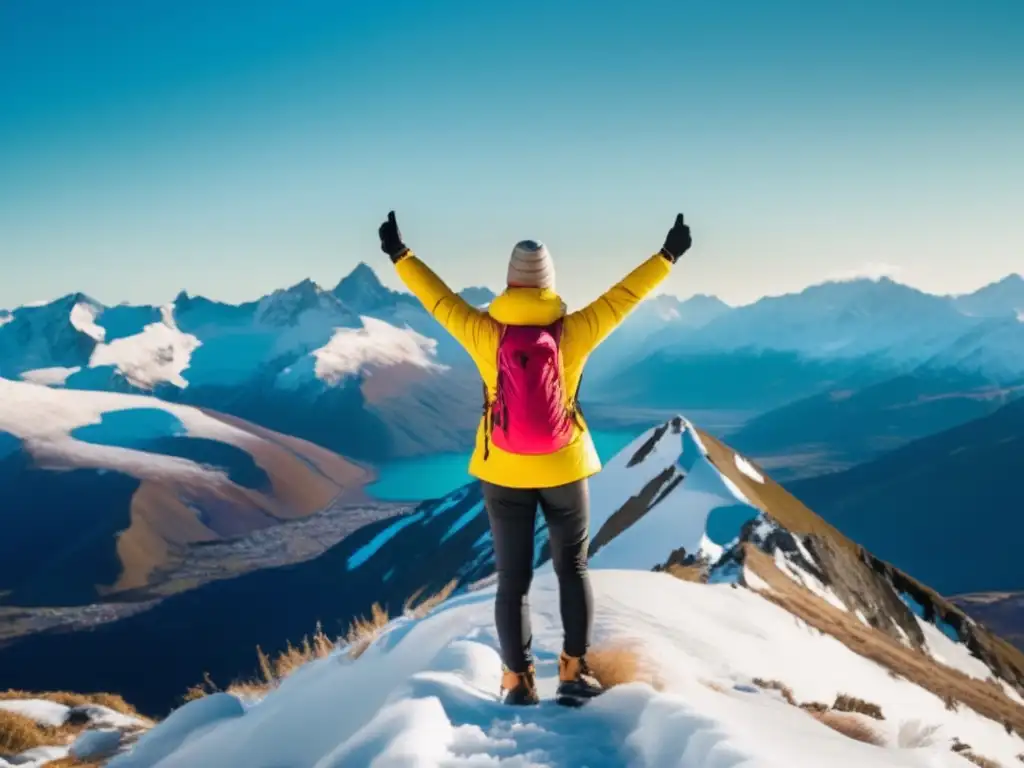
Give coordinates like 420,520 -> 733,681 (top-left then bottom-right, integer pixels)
954,273 -> 1024,319
457,286 -> 497,308
255,279 -> 351,327
70,300 -> 107,342
332,262 -> 398,312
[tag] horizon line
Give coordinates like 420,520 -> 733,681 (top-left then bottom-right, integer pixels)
2,266 -> 1021,315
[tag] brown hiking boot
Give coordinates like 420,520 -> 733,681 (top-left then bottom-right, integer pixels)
556,652 -> 603,707
500,663 -> 539,706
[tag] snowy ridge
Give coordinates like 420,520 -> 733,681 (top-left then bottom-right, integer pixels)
0,378 -> 254,485
88,304 -> 201,389
107,576 -> 1024,768
2,271 -> 454,395
102,416 -> 1024,767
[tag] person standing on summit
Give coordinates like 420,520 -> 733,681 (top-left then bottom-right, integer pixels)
378,211 -> 693,706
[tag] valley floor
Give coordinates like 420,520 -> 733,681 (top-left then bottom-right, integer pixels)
0,501 -> 408,644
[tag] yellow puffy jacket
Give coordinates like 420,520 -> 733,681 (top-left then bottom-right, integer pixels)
394,251 -> 673,489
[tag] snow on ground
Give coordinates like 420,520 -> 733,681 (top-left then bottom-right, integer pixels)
0,698 -> 70,726
5,745 -> 70,767
0,698 -> 147,732
311,316 -> 446,385
0,699 -> 148,767
585,420 -> 760,571
109,570 -> 1023,768
915,618 -> 994,682
19,365 -> 82,386
88,304 -> 201,389
70,301 -> 106,342
0,378 -> 263,485
734,453 -> 764,484
771,543 -> 849,613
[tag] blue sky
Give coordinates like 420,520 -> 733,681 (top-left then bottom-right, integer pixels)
1,0 -> 1022,310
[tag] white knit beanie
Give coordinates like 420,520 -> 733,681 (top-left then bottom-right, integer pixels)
506,240 -> 555,290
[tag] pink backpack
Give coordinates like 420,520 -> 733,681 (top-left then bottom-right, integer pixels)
485,319 -> 582,457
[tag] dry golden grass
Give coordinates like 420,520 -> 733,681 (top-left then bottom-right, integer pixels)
800,701 -> 829,714
743,545 -> 1024,734
961,752 -> 1001,768
0,709 -> 81,755
586,645 -> 642,689
664,563 -> 707,583
700,679 -> 730,694
179,583 -> 456,706
585,643 -> 667,692
345,603 -> 390,660
404,580 -> 458,619
232,622 -> 338,699
832,693 -> 885,721
809,710 -> 884,746
42,759 -> 102,767
752,678 -> 797,706
0,690 -> 139,717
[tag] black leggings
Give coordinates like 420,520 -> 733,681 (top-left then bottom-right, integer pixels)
482,479 -> 594,673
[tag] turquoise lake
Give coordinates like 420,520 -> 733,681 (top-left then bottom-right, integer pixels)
368,429 -> 644,502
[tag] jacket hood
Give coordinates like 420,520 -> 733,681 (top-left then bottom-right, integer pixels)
487,287 -> 567,326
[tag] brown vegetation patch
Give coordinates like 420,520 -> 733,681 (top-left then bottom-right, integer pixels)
404,580 -> 458,619
752,678 -> 796,706
179,582 -> 457,706
0,709 -> 80,755
832,693 -> 884,720
0,691 -> 139,718
800,701 -> 829,714
586,645 -> 646,689
663,562 -> 707,583
809,710 -> 884,746
743,545 -> 1024,734
962,753 -> 1001,768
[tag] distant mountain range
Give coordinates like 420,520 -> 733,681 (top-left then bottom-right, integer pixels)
0,264 -> 495,463
589,274 -> 1024,409
588,274 -> 1024,475
2,267 -> 1022,473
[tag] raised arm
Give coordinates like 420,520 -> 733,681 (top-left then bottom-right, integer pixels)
563,214 -> 692,358
378,211 -> 498,359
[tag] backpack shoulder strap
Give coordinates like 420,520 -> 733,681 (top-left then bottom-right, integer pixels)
551,317 -> 564,340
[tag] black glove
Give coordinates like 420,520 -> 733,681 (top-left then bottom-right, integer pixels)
660,213 -> 692,263
378,211 -> 409,263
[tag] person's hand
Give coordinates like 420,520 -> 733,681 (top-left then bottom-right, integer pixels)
660,214 -> 692,263
378,210 -> 409,263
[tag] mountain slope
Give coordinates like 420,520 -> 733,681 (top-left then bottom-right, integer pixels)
953,273 -> 1024,319
0,379 -> 370,606
2,417 -> 1021,728
95,419 -> 1024,768
728,368 -> 1024,480
588,275 -> 1024,418
110,569 -> 1024,768
953,593 -> 1024,652
788,397 -> 1024,596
